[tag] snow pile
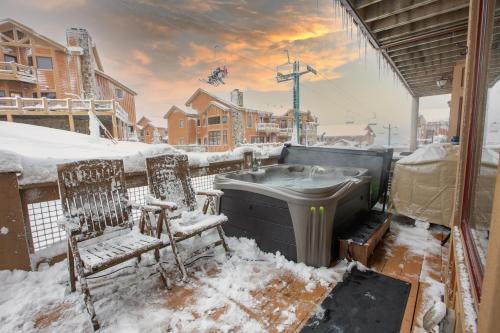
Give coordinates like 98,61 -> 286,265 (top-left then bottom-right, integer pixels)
188,144 -> 283,167
397,144 -> 457,165
0,231 -> 348,332
0,122 -> 180,185
453,227 -> 478,332
0,122 -> 283,185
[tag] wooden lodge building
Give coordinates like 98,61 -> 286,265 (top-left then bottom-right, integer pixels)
136,116 -> 168,144
0,18 -> 137,139
165,88 -> 319,152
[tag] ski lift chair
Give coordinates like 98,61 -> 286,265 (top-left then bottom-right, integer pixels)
144,154 -> 229,281
57,159 -> 170,331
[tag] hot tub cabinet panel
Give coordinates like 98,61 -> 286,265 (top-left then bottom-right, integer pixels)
215,165 -> 371,267
220,189 -> 297,261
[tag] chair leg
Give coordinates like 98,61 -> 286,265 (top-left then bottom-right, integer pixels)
67,239 -> 76,292
69,237 -> 100,331
155,251 -> 171,289
216,225 -> 230,253
163,214 -> 188,281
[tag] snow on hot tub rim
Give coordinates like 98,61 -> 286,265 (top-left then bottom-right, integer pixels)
214,164 -> 370,203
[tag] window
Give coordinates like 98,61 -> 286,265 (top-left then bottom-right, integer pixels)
198,138 -> 201,145
247,113 -> 253,128
0,90 -> 5,97
208,116 -> 221,125
458,0 -> 499,300
204,137 -> 207,145
179,119 -> 184,128
208,131 -> 221,145
251,136 -> 259,143
115,88 -> 124,99
179,138 -> 184,145
36,56 -> 53,69
28,56 -> 33,66
4,54 -> 17,63
197,119 -> 201,126
41,92 -> 56,99
32,92 -> 38,98
10,91 -> 22,97
223,130 -> 228,144
222,115 -> 228,124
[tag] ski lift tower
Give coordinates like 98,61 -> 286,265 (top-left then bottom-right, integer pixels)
276,51 -> 317,144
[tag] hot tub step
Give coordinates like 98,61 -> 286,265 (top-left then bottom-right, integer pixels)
338,211 -> 391,265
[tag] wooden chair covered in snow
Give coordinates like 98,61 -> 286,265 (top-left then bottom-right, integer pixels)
144,154 -> 229,280
57,159 -> 169,331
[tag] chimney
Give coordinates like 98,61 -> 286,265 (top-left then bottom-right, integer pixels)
230,89 -> 243,107
66,27 -> 97,99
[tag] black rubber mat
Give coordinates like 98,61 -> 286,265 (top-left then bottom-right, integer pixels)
301,267 -> 411,333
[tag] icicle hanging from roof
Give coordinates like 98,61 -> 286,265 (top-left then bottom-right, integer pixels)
332,0 -> 408,90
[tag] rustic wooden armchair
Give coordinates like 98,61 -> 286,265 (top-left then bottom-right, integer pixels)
57,159 -> 169,331
145,154 -> 229,281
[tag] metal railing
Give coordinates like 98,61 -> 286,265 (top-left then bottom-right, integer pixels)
0,61 -> 37,84
256,122 -> 280,132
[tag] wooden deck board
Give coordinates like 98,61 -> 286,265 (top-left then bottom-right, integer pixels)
31,221 -> 448,332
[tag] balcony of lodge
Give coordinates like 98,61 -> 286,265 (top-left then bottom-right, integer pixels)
256,122 -> 281,133
0,61 -> 37,84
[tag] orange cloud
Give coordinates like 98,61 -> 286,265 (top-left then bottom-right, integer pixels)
132,50 -> 152,66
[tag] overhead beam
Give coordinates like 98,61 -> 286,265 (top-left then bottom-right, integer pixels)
392,46 -> 466,63
399,60 -> 462,74
377,16 -> 469,45
369,1 -> 469,33
396,53 -> 465,69
388,36 -> 467,56
361,0 -> 439,23
354,0 -> 383,10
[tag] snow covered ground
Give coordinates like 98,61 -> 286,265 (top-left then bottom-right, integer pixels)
0,230 -> 350,333
0,122 -> 282,185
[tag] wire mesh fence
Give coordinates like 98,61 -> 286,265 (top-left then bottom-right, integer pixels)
26,173 -> 224,252
27,200 -> 65,252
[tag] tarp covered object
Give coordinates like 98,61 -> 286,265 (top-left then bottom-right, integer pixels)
390,144 -> 498,227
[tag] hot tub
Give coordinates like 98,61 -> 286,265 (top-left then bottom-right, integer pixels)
214,164 -> 371,267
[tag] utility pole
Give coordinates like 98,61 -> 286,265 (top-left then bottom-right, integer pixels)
382,124 -> 398,147
276,52 -> 317,144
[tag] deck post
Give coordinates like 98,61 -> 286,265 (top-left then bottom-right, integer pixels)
410,96 -> 419,151
67,98 -> 75,132
0,172 -> 32,271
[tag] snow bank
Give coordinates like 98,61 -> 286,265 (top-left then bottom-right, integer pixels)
0,122 -> 283,185
0,122 -> 180,185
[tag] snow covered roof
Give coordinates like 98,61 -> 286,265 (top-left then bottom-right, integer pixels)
185,88 -> 239,110
0,18 -> 67,51
318,124 -> 373,138
163,105 -> 199,119
0,121 -> 178,185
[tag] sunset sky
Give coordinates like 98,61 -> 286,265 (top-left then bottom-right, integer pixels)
3,0 -> 453,145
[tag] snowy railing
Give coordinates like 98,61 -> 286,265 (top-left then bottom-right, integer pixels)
256,123 -> 280,132
0,97 -> 128,122
0,153 -> 279,269
0,61 -> 37,84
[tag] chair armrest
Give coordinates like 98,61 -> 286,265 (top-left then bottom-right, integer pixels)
57,217 -> 81,236
145,195 -> 178,211
196,190 -> 224,197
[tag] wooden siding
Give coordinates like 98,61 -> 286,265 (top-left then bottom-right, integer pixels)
95,72 -> 136,125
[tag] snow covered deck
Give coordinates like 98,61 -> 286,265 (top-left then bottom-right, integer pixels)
0,218 -> 447,333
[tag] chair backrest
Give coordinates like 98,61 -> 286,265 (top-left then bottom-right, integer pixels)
145,154 -> 197,212
57,159 -> 132,236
